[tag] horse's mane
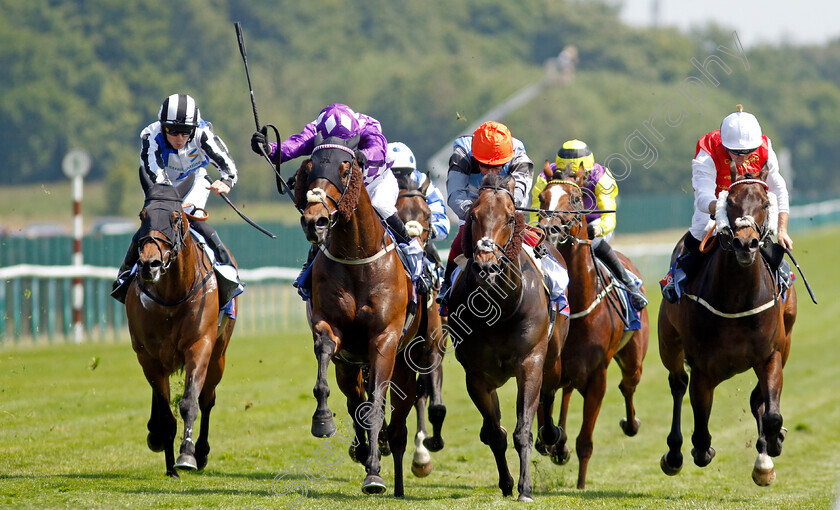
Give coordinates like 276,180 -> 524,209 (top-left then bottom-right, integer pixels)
462,174 -> 525,261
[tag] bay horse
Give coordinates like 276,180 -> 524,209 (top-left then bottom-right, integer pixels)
295,136 -> 422,497
659,167 -> 797,485
535,161 -> 649,489
448,173 -> 569,502
394,173 -> 448,478
125,183 -> 237,478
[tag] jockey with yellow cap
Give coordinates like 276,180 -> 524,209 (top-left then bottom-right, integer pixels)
532,140 -> 648,310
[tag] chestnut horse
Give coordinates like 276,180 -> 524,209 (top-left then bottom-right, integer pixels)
535,162 -> 649,489
448,173 -> 569,502
295,137 -> 422,496
394,174 -> 448,478
659,168 -> 797,485
125,183 -> 237,478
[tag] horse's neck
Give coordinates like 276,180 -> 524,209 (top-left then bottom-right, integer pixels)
157,235 -> 202,300
701,250 -> 772,303
560,242 -> 600,301
328,190 -> 386,257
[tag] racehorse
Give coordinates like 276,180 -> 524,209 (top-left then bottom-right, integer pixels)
125,183 -> 237,478
658,167 -> 797,485
295,136 -> 422,497
448,173 -> 569,502
535,162 -> 649,489
394,174 -> 448,477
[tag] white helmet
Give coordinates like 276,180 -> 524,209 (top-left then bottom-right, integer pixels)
386,142 -> 417,171
720,105 -> 762,151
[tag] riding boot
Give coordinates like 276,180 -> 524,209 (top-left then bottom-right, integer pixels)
385,213 -> 429,294
677,232 -> 703,278
594,241 -> 648,310
661,231 -> 702,303
293,245 -> 318,301
436,259 -> 456,306
110,236 -> 139,304
200,226 -> 244,307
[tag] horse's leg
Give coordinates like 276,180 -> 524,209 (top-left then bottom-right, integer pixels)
574,367 -> 607,489
549,386 -> 572,465
194,327 -> 232,470
175,337 -> 213,471
335,363 -> 368,464
658,312 -> 687,476
465,374 -> 514,497
751,350 -> 785,486
311,322 -> 338,438
613,331 -> 645,437
512,354 -> 544,502
536,353 -> 563,456
688,370 -> 717,468
424,317 -> 447,453
411,373 -> 432,477
137,354 -> 178,478
387,352 -> 418,497
360,333 -> 400,495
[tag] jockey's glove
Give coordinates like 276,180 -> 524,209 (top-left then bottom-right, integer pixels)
250,128 -> 270,156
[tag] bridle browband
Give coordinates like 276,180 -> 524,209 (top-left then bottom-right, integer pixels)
539,179 -> 588,246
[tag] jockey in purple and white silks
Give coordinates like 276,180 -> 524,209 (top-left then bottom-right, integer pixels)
251,104 -> 428,298
111,93 -> 244,306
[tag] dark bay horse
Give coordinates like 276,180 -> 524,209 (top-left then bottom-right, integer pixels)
295,137 -> 422,496
394,173 -> 448,478
125,183 -> 237,478
448,173 -> 569,502
535,162 -> 649,489
659,168 -> 797,485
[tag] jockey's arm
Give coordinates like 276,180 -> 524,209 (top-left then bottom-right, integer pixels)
422,176 -> 450,239
507,153 -> 534,208
593,170 -> 618,237
691,149 -> 718,216
530,173 -> 548,224
765,141 -> 793,249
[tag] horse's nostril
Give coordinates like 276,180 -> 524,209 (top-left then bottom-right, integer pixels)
149,260 -> 162,269
315,217 -> 329,229
749,238 -> 759,249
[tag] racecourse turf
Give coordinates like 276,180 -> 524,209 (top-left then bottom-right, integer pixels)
1,226 -> 838,509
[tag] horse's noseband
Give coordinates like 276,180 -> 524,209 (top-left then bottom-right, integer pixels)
541,180 -> 585,245
472,185 -> 517,261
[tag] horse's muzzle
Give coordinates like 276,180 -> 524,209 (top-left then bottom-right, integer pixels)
301,215 -> 329,245
474,255 -> 503,285
139,259 -> 162,284
732,236 -> 760,266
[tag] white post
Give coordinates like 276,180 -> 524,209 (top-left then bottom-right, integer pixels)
62,149 -> 91,344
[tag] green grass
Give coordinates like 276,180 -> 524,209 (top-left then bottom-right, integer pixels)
1,228 -> 839,509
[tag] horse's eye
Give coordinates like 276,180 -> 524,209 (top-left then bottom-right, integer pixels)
507,216 -> 515,225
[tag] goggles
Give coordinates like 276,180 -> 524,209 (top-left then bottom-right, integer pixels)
727,147 -> 758,156
165,125 -> 195,137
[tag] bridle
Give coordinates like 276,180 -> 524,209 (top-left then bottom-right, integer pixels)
471,185 -> 518,263
539,179 -> 587,246
398,188 -> 433,250
715,178 -> 775,252
305,143 -> 356,231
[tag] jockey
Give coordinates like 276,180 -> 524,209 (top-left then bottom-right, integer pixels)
386,141 -> 450,288
532,140 -> 648,310
111,93 -> 244,306
661,105 -> 792,303
437,121 -> 535,306
250,103 -> 427,298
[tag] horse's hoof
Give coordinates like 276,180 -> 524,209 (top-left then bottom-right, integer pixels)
311,415 -> 336,438
423,435 -> 444,452
534,438 -> 549,456
550,445 -> 571,465
619,417 -> 641,437
362,474 -> 387,494
538,424 -> 561,446
175,454 -> 198,470
517,494 -> 535,503
147,433 -> 166,453
166,469 -> 180,479
660,452 -> 682,476
411,460 -> 433,478
691,446 -> 715,467
752,454 -> 776,486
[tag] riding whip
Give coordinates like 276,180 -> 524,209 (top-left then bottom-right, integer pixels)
516,205 -> 616,215
204,175 -> 276,238
784,247 -> 817,304
234,22 -> 298,206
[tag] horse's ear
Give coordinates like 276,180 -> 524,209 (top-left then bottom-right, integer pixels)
543,160 -> 553,180
419,175 -> 431,194
573,163 -> 587,185
758,163 -> 769,182
728,160 -> 738,183
505,175 -> 516,196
